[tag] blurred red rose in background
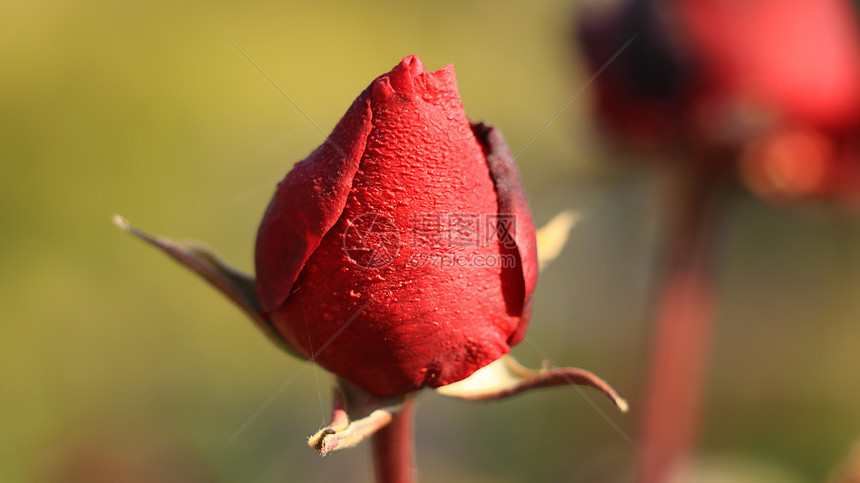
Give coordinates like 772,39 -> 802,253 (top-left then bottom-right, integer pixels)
578,0 -> 860,204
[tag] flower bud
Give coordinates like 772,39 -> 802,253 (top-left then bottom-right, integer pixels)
255,56 -> 538,396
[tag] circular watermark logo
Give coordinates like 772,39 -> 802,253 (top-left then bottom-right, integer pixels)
343,212 -> 401,269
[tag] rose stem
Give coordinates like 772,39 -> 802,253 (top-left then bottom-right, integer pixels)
637,164 -> 721,483
372,398 -> 417,483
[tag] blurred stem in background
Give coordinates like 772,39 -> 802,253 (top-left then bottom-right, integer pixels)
578,0 -> 860,478
638,162 -> 722,482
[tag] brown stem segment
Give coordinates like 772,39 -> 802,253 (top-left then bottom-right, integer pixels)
372,398 -> 417,483
308,380 -> 405,456
637,165 -> 721,483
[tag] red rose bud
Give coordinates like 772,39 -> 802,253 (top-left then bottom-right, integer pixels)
116,56 -> 627,459
255,56 -> 538,397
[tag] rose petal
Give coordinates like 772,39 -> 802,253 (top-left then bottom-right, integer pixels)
113,215 -> 302,358
255,94 -> 373,313
473,123 -> 539,345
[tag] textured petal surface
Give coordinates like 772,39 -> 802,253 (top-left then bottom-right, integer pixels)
255,94 -> 373,313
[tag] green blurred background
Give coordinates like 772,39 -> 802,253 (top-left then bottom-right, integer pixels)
2,0 -> 860,481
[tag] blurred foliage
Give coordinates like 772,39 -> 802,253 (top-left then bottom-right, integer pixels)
1,0 -> 859,482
